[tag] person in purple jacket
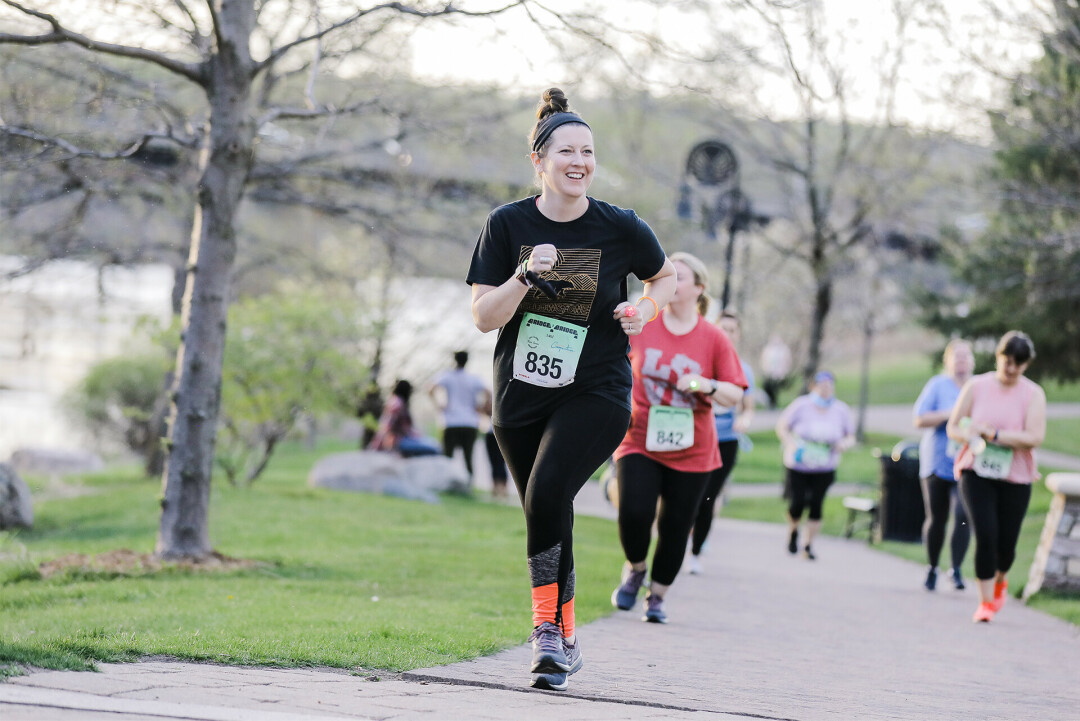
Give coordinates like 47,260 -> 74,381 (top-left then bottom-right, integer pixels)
776,370 -> 855,559
913,339 -> 975,591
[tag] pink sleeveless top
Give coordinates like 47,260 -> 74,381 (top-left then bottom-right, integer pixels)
955,372 -> 1039,484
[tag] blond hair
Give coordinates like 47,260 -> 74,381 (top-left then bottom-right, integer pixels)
669,251 -> 710,317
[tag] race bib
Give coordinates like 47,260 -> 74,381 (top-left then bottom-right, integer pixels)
513,313 -> 587,388
796,441 -> 832,469
646,406 -> 694,452
973,443 -> 1014,480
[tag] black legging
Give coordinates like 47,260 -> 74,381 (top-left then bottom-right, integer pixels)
959,470 -> 1032,581
616,453 -> 711,587
786,468 -> 835,521
494,395 -> 630,622
921,474 -> 970,570
442,426 -> 478,476
484,431 -> 508,482
690,439 -> 739,555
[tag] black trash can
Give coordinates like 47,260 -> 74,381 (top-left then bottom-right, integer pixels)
877,440 -> 925,543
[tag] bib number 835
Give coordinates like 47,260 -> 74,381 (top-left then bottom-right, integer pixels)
524,352 -> 563,379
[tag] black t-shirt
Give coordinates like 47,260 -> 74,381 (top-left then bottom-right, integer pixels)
466,196 -> 667,428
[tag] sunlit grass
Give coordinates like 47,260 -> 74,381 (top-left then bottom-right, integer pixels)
0,441 -> 625,674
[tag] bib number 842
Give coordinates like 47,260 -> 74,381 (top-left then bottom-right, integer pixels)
524,352 -> 563,379
655,431 -> 684,446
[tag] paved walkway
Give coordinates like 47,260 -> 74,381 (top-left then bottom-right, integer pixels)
5,502 -> 1080,719
4,404 -> 1080,720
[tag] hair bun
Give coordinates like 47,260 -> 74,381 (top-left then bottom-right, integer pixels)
537,87 -> 570,120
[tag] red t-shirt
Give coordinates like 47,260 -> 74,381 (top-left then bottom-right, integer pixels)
614,311 -> 747,472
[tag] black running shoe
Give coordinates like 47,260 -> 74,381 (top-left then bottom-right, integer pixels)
925,567 -> 937,591
788,529 -> 798,554
803,545 -> 816,561
951,567 -> 965,591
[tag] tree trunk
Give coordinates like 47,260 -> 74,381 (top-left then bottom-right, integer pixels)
156,2 -> 256,560
856,310 -> 874,443
803,263 -> 831,391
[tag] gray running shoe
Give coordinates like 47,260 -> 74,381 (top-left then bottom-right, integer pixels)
530,670 -> 568,691
642,593 -> 668,624
562,635 -> 583,675
528,621 -> 569,673
611,567 -> 646,610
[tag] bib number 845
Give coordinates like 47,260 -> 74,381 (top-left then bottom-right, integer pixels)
524,352 -> 563,379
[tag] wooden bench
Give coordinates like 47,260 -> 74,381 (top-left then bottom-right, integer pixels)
842,495 -> 879,543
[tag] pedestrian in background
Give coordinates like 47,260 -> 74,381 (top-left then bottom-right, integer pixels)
776,370 -> 855,560
948,330 -> 1046,623
428,350 -> 488,485
687,309 -> 755,575
913,339 -> 975,591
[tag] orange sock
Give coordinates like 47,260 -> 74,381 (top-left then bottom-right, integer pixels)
560,597 -> 575,638
531,583 -> 559,628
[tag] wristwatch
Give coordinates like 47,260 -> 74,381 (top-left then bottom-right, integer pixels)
515,260 -> 530,286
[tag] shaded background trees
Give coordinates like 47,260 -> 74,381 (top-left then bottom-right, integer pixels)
921,0 -> 1080,382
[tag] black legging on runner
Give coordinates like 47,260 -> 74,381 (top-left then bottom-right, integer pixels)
616,453 -> 711,587
959,470 -> 1032,581
921,474 -> 970,570
442,426 -> 478,476
690,439 -> 739,555
494,394 -> 630,623
786,468 -> 835,521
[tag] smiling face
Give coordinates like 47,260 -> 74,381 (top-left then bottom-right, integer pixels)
532,124 -> 595,201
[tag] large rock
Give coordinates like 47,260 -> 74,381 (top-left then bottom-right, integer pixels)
307,451 -> 469,504
9,447 -> 105,476
0,462 -> 33,530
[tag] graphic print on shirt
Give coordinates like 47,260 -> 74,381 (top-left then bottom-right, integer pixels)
518,246 -> 600,324
641,348 -> 702,409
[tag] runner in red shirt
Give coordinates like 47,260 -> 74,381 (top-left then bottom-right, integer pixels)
610,252 -> 747,623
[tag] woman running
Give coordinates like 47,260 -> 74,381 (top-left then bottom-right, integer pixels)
776,371 -> 856,560
913,339 -> 975,591
688,309 -> 755,575
467,87 -> 676,690
948,331 -> 1046,623
610,252 -> 746,623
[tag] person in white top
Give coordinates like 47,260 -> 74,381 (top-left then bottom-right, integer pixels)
428,351 -> 489,483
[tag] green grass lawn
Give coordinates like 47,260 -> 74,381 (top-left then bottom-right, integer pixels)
732,430 -> 904,487
0,441 -> 625,676
1044,417 -> 1080,457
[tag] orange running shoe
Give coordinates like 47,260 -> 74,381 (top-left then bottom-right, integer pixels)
991,580 -> 1009,613
973,602 -> 996,623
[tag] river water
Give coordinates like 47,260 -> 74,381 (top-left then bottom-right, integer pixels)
0,258 -> 494,461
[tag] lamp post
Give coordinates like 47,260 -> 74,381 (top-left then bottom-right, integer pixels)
677,140 -> 763,311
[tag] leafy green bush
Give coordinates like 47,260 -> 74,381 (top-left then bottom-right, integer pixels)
63,352 -> 172,465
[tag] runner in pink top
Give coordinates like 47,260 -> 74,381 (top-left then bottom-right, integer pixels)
947,330 -> 1047,623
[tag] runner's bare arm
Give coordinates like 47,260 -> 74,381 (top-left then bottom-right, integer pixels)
996,387 -> 1047,449
640,259 -> 677,313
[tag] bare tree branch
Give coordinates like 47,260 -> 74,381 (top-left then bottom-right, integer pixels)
0,0 -> 206,83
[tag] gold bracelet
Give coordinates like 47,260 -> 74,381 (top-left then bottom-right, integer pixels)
637,295 -> 659,322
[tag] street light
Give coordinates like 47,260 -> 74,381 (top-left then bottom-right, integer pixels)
677,140 -> 765,311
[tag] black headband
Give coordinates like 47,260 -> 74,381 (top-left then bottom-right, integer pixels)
531,112 -> 591,153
